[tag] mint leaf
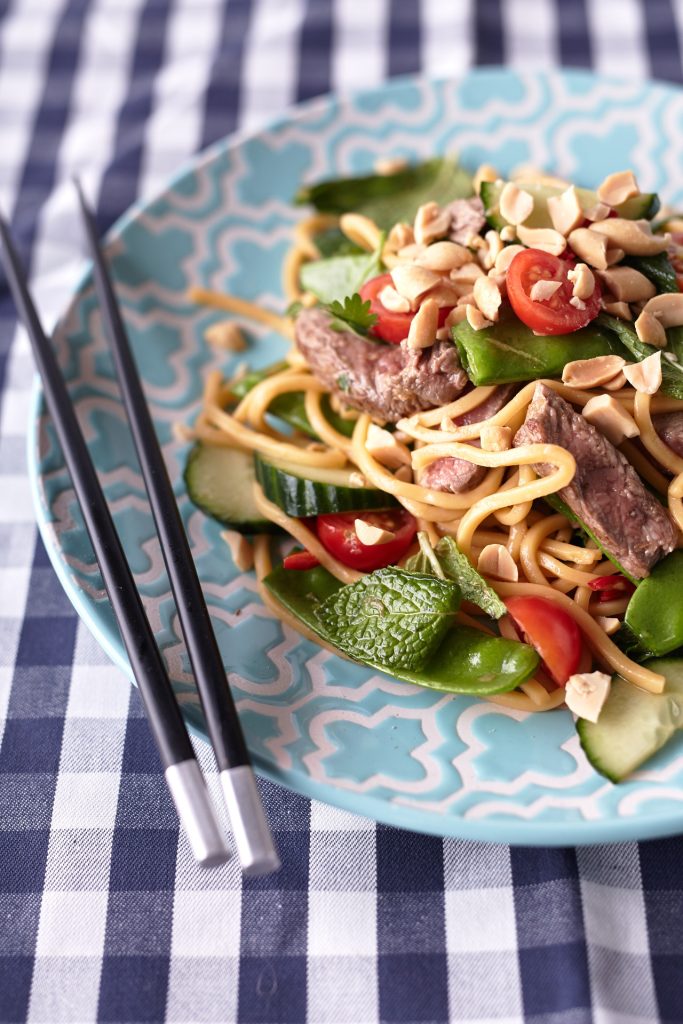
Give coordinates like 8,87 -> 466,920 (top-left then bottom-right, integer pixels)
300,240 -> 383,305
327,293 -> 378,335
434,537 -> 507,619
315,567 -> 460,670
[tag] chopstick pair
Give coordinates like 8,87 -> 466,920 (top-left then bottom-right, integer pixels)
0,187 -> 279,875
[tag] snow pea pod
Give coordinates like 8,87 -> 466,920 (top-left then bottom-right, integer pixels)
620,550 -> 683,658
264,565 -> 539,695
453,313 -> 626,386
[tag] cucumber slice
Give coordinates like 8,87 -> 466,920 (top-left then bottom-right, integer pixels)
577,658 -> 683,782
184,443 -> 278,533
254,452 -> 399,517
480,180 -> 660,232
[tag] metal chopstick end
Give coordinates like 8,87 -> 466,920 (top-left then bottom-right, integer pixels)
220,766 -> 280,876
165,759 -> 230,868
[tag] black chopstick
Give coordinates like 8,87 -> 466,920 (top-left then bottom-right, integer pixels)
0,214 -> 229,869
75,183 -> 280,877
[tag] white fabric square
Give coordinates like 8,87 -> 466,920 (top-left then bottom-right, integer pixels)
0,475 -> 34,522
310,799 -> 375,832
50,772 -> 120,829
0,566 -> 30,618
308,891 -> 376,956
35,890 -> 108,957
171,890 -> 242,957
445,886 -> 517,952
0,386 -> 32,439
67,663 -> 131,719
582,880 -> 650,954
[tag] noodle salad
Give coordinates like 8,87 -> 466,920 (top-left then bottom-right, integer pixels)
184,159 -> 683,782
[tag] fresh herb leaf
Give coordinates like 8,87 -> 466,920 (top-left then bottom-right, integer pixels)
286,300 -> 304,318
299,241 -> 383,305
327,293 -> 378,335
336,372 -> 351,393
295,157 -> 473,230
407,534 -> 506,619
315,566 -> 460,671
434,537 -> 507,619
623,253 -> 679,294
314,227 -> 365,258
597,313 -> 683,400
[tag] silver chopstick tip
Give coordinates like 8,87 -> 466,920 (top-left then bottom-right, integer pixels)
220,766 -> 280,876
165,759 -> 231,868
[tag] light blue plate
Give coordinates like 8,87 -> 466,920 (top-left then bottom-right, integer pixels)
29,69 -> 683,845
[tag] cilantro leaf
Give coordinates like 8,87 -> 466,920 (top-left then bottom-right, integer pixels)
326,293 -> 378,336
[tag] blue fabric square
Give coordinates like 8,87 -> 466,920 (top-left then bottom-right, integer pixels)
377,825 -> 444,891
514,878 -> 586,947
115,773 -> 178,829
23,568 -> 76,616
109,829 -> 178,892
121,718 -> 162,774
378,953 -> 449,1022
31,535 -> 54,569
0,830 -> 49,893
650,954 -> 683,1021
237,955 -> 307,1023
639,836 -> 683,890
518,942 -> 591,1016
98,955 -> 169,1023
0,956 -> 34,1022
378,893 -> 446,954
511,846 -> 579,886
16,615 -> 77,666
5,666 -> 72,718
104,892 -> 174,956
244,829 -> 309,892
241,891 -> 308,956
0,718 -> 63,774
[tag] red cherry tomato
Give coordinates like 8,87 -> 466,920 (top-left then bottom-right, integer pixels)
504,595 -> 582,686
283,550 -> 320,570
316,509 -> 417,571
506,248 -> 601,335
359,273 -> 452,344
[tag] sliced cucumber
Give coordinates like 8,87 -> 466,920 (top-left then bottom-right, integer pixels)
480,180 -> 660,232
577,658 -> 683,782
254,452 -> 399,517
184,443 -> 278,533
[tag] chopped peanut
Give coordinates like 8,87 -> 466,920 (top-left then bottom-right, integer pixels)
583,202 -> 610,222
589,218 -> 669,256
562,354 -> 626,389
596,616 -> 620,636
567,227 -> 609,269
529,279 -> 562,302
597,266 -> 656,303
473,276 -> 502,322
500,225 -> 517,242
366,424 -> 412,468
473,163 -> 500,193
516,225 -> 566,256
387,222 -> 414,251
567,262 -> 595,301
494,243 -> 525,274
635,310 -> 667,348
499,182 -> 534,225
378,284 -> 411,313
570,296 -> 586,310
205,321 -> 247,351
444,306 -> 469,328
340,212 -> 382,251
481,230 -> 504,270
641,292 -> 683,328
547,186 -> 583,236
596,170 -> 639,207
605,247 -> 626,266
354,519 -> 395,546
582,394 -> 640,445
416,240 -> 472,271
601,298 -> 632,320
406,296 -> 439,349
450,263 -> 485,284
480,424 -> 512,452
414,201 -> 451,245
373,155 -> 408,176
623,351 -> 662,394
466,305 -> 492,331
390,265 -> 441,307
477,544 -> 519,582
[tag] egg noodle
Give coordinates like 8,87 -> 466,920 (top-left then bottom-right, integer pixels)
186,208 -> 683,708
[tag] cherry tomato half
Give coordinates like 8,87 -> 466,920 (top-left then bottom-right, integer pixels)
504,595 -> 582,686
316,508 -> 417,572
506,248 -> 601,335
359,273 -> 452,345
283,550 -> 320,570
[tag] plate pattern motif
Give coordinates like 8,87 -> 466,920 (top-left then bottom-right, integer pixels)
31,70 -> 683,843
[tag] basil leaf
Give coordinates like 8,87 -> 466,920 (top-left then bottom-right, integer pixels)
295,157 -> 473,230
315,567 -> 460,670
597,313 -> 683,400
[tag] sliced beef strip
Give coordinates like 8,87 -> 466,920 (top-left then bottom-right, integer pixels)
514,383 -> 677,578
653,411 -> 683,459
418,385 -> 517,494
446,196 -> 486,245
294,307 -> 468,422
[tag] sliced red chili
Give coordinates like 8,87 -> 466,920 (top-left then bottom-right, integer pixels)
283,550 -> 320,570
588,574 -> 636,596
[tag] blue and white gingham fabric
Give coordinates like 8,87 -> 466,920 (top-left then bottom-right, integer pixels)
2,1 -> 683,1021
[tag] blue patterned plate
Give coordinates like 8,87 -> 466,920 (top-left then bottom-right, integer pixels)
28,69 -> 683,844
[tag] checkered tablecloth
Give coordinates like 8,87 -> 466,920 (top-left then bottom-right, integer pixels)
2,1 -> 683,1021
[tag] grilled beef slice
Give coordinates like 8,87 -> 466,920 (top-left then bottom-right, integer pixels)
419,385 -> 517,494
653,412 -> 683,459
295,307 -> 468,422
514,383 -> 677,578
446,196 -> 487,245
